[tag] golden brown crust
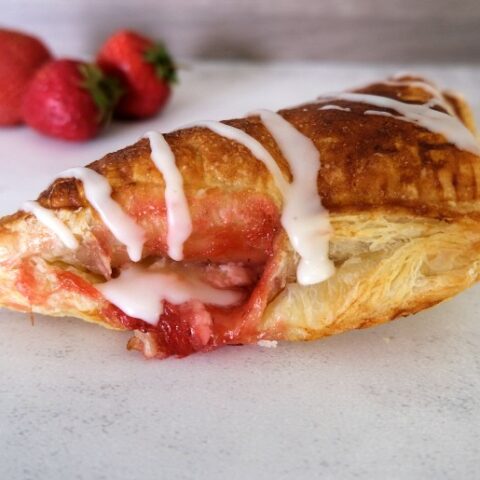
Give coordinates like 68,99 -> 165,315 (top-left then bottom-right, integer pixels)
39,79 -> 480,224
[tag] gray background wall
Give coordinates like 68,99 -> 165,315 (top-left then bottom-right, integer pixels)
2,0 -> 480,62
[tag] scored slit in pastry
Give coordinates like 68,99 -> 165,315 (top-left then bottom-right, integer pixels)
1,74 -> 480,359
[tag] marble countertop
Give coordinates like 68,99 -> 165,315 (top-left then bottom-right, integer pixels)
0,62 -> 479,480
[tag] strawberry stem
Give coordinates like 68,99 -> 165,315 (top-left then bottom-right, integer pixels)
144,43 -> 178,84
79,63 -> 124,124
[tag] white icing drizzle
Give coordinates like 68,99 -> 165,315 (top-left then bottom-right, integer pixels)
320,93 -> 480,155
357,74 -> 442,99
188,117 -> 334,285
96,264 -> 243,325
381,79 -> 455,114
145,131 -> 192,261
319,105 -> 351,112
57,168 -> 145,262
22,200 -> 79,249
254,109 -> 334,285
381,78 -> 441,96
186,120 -> 289,193
364,110 -> 396,118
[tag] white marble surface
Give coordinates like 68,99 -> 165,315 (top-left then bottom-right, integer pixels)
0,62 -> 479,480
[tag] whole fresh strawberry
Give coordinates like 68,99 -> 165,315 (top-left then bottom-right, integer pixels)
97,30 -> 177,119
22,59 -> 121,141
0,28 -> 52,126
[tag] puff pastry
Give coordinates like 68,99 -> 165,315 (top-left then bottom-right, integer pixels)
1,74 -> 480,359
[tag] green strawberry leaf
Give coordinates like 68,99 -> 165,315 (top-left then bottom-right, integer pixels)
144,43 -> 178,84
79,63 -> 124,125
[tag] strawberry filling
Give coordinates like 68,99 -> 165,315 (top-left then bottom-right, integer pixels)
100,256 -> 282,358
14,244 -> 284,359
13,192 -> 286,358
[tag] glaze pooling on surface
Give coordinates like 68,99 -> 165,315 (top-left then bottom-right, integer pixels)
96,264 -> 243,325
145,131 -> 192,261
57,168 -> 145,262
22,200 -> 79,249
